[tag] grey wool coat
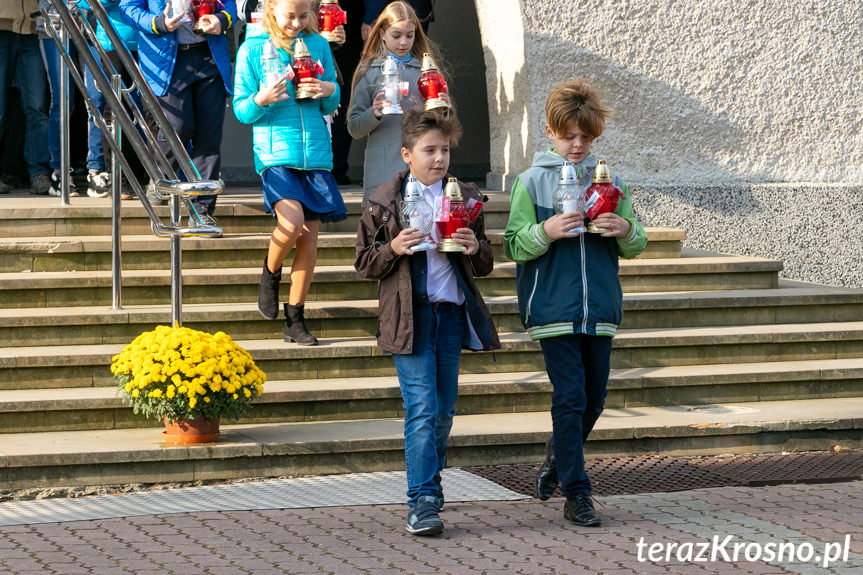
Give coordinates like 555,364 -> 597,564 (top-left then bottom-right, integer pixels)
347,56 -> 424,201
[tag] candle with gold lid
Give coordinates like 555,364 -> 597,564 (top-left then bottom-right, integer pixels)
584,159 -> 621,233
417,53 -> 448,111
436,178 -> 469,252
290,38 -> 324,100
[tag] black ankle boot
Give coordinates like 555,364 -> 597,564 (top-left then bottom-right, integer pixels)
284,303 -> 318,346
258,258 -> 281,320
535,436 -> 559,501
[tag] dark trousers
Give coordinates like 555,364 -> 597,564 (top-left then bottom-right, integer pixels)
156,44 -> 226,215
540,334 -> 612,497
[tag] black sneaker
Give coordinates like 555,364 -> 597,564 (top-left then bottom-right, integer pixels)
563,493 -> 601,527
535,436 -> 558,500
86,170 -> 111,198
0,179 -> 11,194
406,495 -> 444,536
48,171 -> 80,197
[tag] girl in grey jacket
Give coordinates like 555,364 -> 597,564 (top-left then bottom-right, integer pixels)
346,1 -> 449,202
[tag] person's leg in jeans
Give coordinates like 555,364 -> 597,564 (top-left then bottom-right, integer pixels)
188,49 -> 226,215
156,47 -> 225,216
539,333 -> 611,497
393,302 -> 465,508
84,44 -> 106,173
15,33 -> 52,183
40,37 -> 76,176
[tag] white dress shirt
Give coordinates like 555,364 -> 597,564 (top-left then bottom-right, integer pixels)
417,177 -> 465,305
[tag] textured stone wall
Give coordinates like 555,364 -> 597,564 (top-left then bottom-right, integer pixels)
475,0 -> 863,187
474,0 -> 863,287
632,185 -> 863,288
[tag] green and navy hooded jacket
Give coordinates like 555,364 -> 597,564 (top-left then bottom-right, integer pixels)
233,28 -> 339,174
503,150 -> 647,340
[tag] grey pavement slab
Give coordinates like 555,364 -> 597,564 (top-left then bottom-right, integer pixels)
0,479 -> 859,574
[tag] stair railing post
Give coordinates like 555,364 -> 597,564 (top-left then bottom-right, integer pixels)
110,73 -> 122,310
59,20 -> 71,205
171,195 -> 182,327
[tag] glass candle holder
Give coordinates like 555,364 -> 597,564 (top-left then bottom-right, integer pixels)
290,38 -> 324,100
552,161 -> 586,234
400,177 -> 435,252
417,53 -> 448,111
584,159 -> 621,233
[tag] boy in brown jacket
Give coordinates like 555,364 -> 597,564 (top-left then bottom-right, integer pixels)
355,109 -> 500,536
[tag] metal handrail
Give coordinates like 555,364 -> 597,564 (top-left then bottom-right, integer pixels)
36,0 -> 226,326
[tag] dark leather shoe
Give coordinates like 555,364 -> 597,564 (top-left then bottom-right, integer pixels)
564,493 -> 601,527
534,437 -> 558,500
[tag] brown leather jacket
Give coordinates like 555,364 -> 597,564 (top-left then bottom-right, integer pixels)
355,170 -> 501,355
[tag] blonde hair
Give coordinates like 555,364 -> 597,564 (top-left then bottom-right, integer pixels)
349,2 -> 445,109
263,0 -> 320,52
546,78 -> 614,139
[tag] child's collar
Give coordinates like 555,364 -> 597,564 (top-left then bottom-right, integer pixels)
548,149 -> 597,170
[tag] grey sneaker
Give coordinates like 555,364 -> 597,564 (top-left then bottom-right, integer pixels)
406,495 -> 444,536
30,173 -> 55,195
191,213 -> 223,237
145,182 -> 168,206
86,170 -> 111,198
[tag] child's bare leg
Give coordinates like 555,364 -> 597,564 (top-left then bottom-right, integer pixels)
288,219 -> 320,305
268,199 -> 305,273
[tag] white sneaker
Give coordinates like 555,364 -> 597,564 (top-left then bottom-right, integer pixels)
86,170 -> 111,198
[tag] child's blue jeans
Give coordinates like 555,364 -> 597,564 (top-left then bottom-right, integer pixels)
393,301 -> 466,508
539,333 -> 612,497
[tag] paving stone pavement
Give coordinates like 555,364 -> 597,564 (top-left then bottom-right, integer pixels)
0,478 -> 860,575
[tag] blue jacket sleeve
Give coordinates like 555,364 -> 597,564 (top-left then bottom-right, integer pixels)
120,0 -> 164,35
232,40 -> 267,125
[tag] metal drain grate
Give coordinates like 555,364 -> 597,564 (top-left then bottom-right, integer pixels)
464,451 -> 863,498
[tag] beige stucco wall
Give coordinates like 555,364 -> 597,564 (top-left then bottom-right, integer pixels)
475,0 -> 863,189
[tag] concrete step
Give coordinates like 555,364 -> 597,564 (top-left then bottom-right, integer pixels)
1,396 -> 860,489
0,254 -> 783,309
2,359 -> 862,434
2,323 -> 861,391
0,187 -> 521,237
0,228 -> 688,273
1,285 -> 861,347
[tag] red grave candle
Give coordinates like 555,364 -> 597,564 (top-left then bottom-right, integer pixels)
436,178 -> 469,252
317,0 -> 347,42
290,38 -> 324,99
417,53 -> 448,111
192,0 -> 217,34
584,159 -> 623,233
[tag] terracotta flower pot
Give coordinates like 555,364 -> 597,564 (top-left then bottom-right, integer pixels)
163,414 -> 220,444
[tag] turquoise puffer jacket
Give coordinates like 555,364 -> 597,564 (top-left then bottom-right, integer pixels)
233,30 -> 340,174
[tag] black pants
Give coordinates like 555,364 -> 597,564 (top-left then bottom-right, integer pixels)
155,44 -> 226,215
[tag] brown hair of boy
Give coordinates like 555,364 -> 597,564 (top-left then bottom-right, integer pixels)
546,78 -> 614,139
401,108 -> 463,150
263,0 -> 320,52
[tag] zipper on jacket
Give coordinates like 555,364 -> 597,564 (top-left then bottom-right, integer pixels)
525,267 -> 539,324
298,103 -> 307,169
579,234 -> 589,333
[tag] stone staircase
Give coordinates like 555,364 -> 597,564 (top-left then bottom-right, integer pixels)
1,187 -> 862,490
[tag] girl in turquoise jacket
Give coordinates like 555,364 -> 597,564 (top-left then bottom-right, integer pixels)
233,0 -> 346,346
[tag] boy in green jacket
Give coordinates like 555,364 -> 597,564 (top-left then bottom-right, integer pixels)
503,78 -> 647,526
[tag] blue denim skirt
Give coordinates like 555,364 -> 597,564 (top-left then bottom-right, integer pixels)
261,166 -> 347,223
